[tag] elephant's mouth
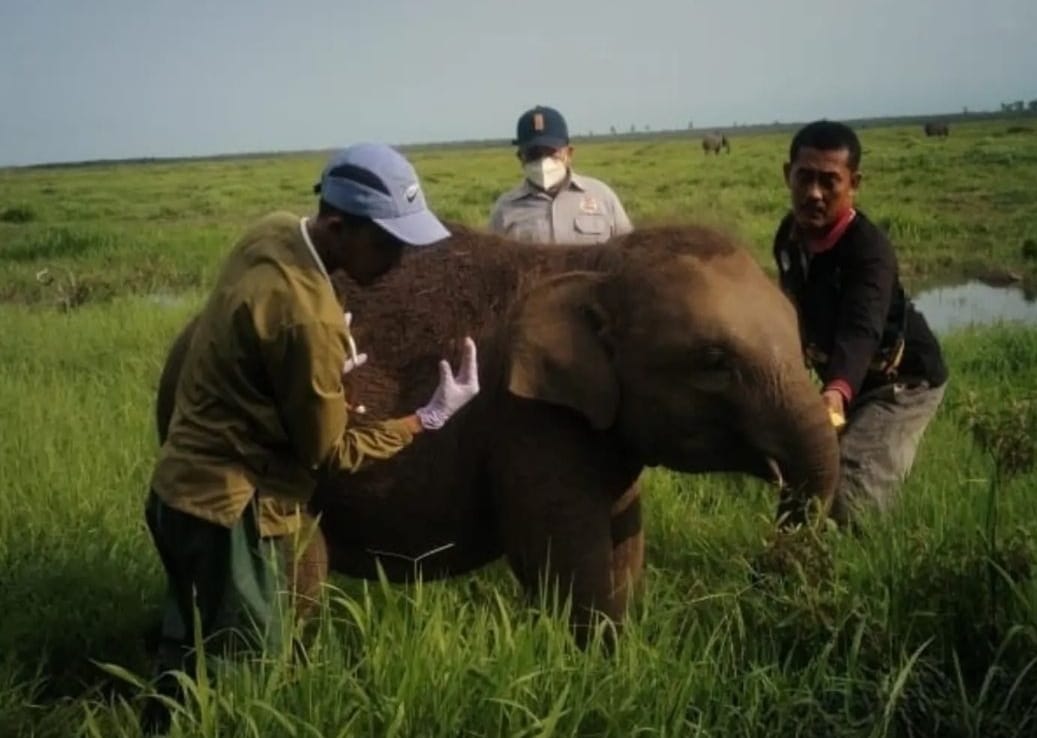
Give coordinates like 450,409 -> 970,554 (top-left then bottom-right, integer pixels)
765,457 -> 785,487
654,434 -> 783,487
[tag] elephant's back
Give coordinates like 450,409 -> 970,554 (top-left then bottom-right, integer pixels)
328,224 -> 582,417
313,226 -> 564,558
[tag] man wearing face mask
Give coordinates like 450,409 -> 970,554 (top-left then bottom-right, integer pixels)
142,142 -> 480,731
489,105 -> 633,245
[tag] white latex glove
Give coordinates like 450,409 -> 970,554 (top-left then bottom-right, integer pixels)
415,337 -> 480,430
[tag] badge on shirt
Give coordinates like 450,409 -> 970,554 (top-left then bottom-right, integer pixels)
579,196 -> 599,214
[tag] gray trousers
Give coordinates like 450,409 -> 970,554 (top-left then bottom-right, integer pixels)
830,378 -> 947,526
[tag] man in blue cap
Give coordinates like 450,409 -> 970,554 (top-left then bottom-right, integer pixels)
489,105 -> 633,244
143,142 -> 479,727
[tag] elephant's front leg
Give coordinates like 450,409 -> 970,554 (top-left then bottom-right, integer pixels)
489,400 -> 641,647
609,481 -> 645,612
497,479 -> 619,647
487,391 -> 638,646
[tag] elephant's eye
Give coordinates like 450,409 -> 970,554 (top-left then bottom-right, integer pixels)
697,345 -> 731,372
684,344 -> 735,392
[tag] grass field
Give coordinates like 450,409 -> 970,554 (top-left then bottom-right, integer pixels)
1,119 -> 1037,737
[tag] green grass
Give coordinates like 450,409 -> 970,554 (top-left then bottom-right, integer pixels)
1,119 -> 1037,736
2,119 -> 1037,307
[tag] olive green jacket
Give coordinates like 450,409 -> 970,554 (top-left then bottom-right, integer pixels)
151,211 -> 414,536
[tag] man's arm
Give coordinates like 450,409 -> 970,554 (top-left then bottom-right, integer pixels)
266,320 -> 418,476
488,198 -> 507,235
772,213 -> 797,294
604,185 -> 633,236
823,233 -> 897,402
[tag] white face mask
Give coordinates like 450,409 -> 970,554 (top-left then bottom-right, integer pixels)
523,156 -> 568,191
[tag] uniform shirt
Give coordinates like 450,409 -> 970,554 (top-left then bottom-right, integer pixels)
488,173 -> 633,245
773,209 -> 948,404
151,211 -> 416,537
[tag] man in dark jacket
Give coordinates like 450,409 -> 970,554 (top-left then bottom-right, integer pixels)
773,120 -> 948,526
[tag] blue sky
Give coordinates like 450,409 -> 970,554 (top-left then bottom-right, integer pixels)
1,0 -> 1034,166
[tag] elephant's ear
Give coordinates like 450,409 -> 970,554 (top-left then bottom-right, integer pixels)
506,271 -> 619,430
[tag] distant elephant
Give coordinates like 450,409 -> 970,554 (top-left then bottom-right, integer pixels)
702,133 -> 730,154
924,122 -> 949,137
155,224 -> 839,644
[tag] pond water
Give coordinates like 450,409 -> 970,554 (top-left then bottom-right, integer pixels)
913,280 -> 1037,335
141,283 -> 1036,336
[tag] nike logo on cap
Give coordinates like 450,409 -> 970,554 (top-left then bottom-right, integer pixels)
404,183 -> 419,202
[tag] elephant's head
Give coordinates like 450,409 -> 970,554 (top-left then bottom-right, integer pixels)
507,225 -> 839,520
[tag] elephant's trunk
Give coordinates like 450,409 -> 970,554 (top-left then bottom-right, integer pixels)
756,370 -> 841,525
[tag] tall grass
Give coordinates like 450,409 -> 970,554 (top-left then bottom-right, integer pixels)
0,300 -> 1034,736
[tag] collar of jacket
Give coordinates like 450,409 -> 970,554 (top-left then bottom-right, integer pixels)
804,208 -> 857,254
298,216 -> 331,282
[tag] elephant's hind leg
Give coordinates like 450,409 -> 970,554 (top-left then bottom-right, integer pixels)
280,515 -> 330,622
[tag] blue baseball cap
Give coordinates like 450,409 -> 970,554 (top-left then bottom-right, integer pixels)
512,105 -> 569,152
314,142 -> 449,246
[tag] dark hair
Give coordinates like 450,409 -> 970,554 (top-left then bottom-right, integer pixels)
317,198 -> 371,228
316,198 -> 406,254
789,120 -> 862,170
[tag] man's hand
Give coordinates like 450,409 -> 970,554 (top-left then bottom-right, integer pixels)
821,389 -> 844,414
415,337 -> 480,430
822,389 -> 846,430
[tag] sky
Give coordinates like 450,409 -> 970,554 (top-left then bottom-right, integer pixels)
1,0 -> 1034,167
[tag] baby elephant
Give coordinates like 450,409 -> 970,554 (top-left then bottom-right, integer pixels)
155,223 -> 838,645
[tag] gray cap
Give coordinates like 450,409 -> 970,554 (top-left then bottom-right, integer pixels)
314,143 -> 449,246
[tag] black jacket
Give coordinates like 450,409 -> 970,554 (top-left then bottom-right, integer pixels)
773,210 -> 948,401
